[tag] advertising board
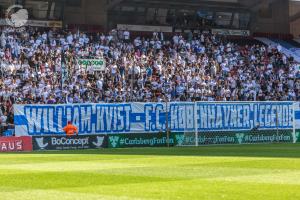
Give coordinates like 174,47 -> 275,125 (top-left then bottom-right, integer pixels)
0,136 -> 32,152
32,135 -> 107,150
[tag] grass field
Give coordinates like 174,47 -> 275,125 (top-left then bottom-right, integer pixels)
1,144 -> 300,200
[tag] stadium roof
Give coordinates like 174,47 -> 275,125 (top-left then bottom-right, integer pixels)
107,0 -> 280,11
0,0 -> 290,13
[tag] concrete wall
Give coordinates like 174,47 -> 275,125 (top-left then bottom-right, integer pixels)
64,0 -> 107,28
290,1 -> 300,38
250,0 -> 290,34
0,0 -> 294,35
63,0 -> 291,35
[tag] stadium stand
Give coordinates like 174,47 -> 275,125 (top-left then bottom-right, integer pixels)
0,26 -> 299,127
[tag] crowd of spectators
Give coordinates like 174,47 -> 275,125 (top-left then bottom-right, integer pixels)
0,26 -> 299,130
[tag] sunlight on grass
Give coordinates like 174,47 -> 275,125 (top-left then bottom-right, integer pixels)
0,144 -> 300,200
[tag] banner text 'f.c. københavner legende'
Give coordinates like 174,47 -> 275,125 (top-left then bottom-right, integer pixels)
14,102 -> 296,136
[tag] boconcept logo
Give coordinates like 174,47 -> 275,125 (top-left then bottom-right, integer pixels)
6,5 -> 28,28
109,136 -> 120,148
35,138 -> 48,149
175,134 -> 185,146
52,137 -> 88,146
235,133 -> 245,144
93,136 -> 105,148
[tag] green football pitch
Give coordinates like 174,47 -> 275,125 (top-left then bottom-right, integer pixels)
1,144 -> 300,200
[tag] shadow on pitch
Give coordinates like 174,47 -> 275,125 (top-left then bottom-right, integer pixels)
18,143 -> 300,158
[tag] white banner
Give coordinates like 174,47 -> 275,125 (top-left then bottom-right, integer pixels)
78,59 -> 106,71
212,29 -> 250,36
117,24 -> 172,33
